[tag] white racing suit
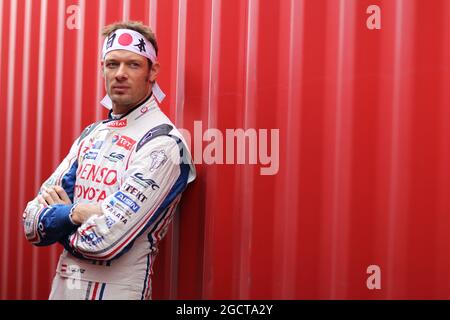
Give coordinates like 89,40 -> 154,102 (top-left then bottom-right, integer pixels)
22,95 -> 196,300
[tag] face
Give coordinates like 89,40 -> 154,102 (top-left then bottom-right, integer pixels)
102,50 -> 159,112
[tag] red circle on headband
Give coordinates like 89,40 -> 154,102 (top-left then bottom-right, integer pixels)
118,33 -> 133,46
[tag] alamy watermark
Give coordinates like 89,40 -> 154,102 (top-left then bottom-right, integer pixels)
64,4 -> 382,31
178,121 -> 280,176
366,264 -> 381,290
66,5 -> 80,30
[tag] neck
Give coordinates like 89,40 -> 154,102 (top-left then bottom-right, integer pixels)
112,87 -> 152,114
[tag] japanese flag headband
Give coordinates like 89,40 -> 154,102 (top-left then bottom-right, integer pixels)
100,28 -> 165,109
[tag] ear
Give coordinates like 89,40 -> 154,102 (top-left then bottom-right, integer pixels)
149,61 -> 160,82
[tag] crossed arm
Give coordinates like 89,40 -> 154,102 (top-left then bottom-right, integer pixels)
24,133 -> 190,260
37,185 -> 101,225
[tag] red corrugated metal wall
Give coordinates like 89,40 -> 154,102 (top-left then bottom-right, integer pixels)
1,0 -> 450,300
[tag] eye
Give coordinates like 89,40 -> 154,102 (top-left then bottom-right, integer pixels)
129,62 -> 141,68
106,62 -> 118,68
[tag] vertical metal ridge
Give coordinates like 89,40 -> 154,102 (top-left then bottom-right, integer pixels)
122,0 -> 130,21
201,0 -> 221,299
318,0 -> 338,298
175,0 -> 187,125
207,0 -> 221,131
32,0 -> 48,299
53,0 -> 65,176
167,0 -> 188,299
1,0 -> 17,300
238,0 -> 259,299
73,0 -> 85,137
95,0 -> 106,122
435,0 -> 450,297
49,0 -> 67,283
275,0 -> 305,299
329,0 -> 356,299
386,0 -> 415,298
318,0 -> 356,299
149,0 -> 157,33
0,0 -> 4,98
169,209 -> 180,299
16,0 -> 32,299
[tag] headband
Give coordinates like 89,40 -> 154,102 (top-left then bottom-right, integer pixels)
100,28 -> 165,109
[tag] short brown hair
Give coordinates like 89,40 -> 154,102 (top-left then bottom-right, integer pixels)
102,21 -> 158,56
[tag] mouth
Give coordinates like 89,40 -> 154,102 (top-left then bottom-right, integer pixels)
111,86 -> 130,94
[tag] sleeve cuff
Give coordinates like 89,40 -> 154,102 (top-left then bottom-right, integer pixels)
50,204 -> 79,235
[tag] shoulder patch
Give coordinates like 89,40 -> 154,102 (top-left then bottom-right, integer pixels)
77,121 -> 102,145
136,124 -> 174,152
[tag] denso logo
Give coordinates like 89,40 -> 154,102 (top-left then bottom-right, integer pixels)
112,134 -> 136,151
75,185 -> 108,201
107,119 -> 127,128
77,163 -> 117,185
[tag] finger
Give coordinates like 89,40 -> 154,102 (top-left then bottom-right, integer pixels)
46,187 -> 61,203
41,190 -> 54,205
37,195 -> 47,206
54,186 -> 71,203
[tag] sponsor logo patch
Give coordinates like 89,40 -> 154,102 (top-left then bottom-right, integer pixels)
131,172 -> 160,190
104,152 -> 125,163
105,215 -> 117,229
61,264 -> 86,274
80,230 -> 104,246
105,205 -> 129,226
123,183 -> 148,203
149,150 -> 168,172
112,135 -> 136,151
74,185 -> 108,202
107,119 -> 128,128
77,163 -> 118,186
84,151 -> 98,160
114,191 -> 140,213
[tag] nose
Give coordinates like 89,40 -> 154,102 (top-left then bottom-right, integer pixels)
115,63 -> 128,81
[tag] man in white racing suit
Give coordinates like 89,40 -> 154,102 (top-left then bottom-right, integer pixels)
22,21 -> 196,300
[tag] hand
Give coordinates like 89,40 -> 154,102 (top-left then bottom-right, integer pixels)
38,186 -> 72,206
71,203 -> 103,225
